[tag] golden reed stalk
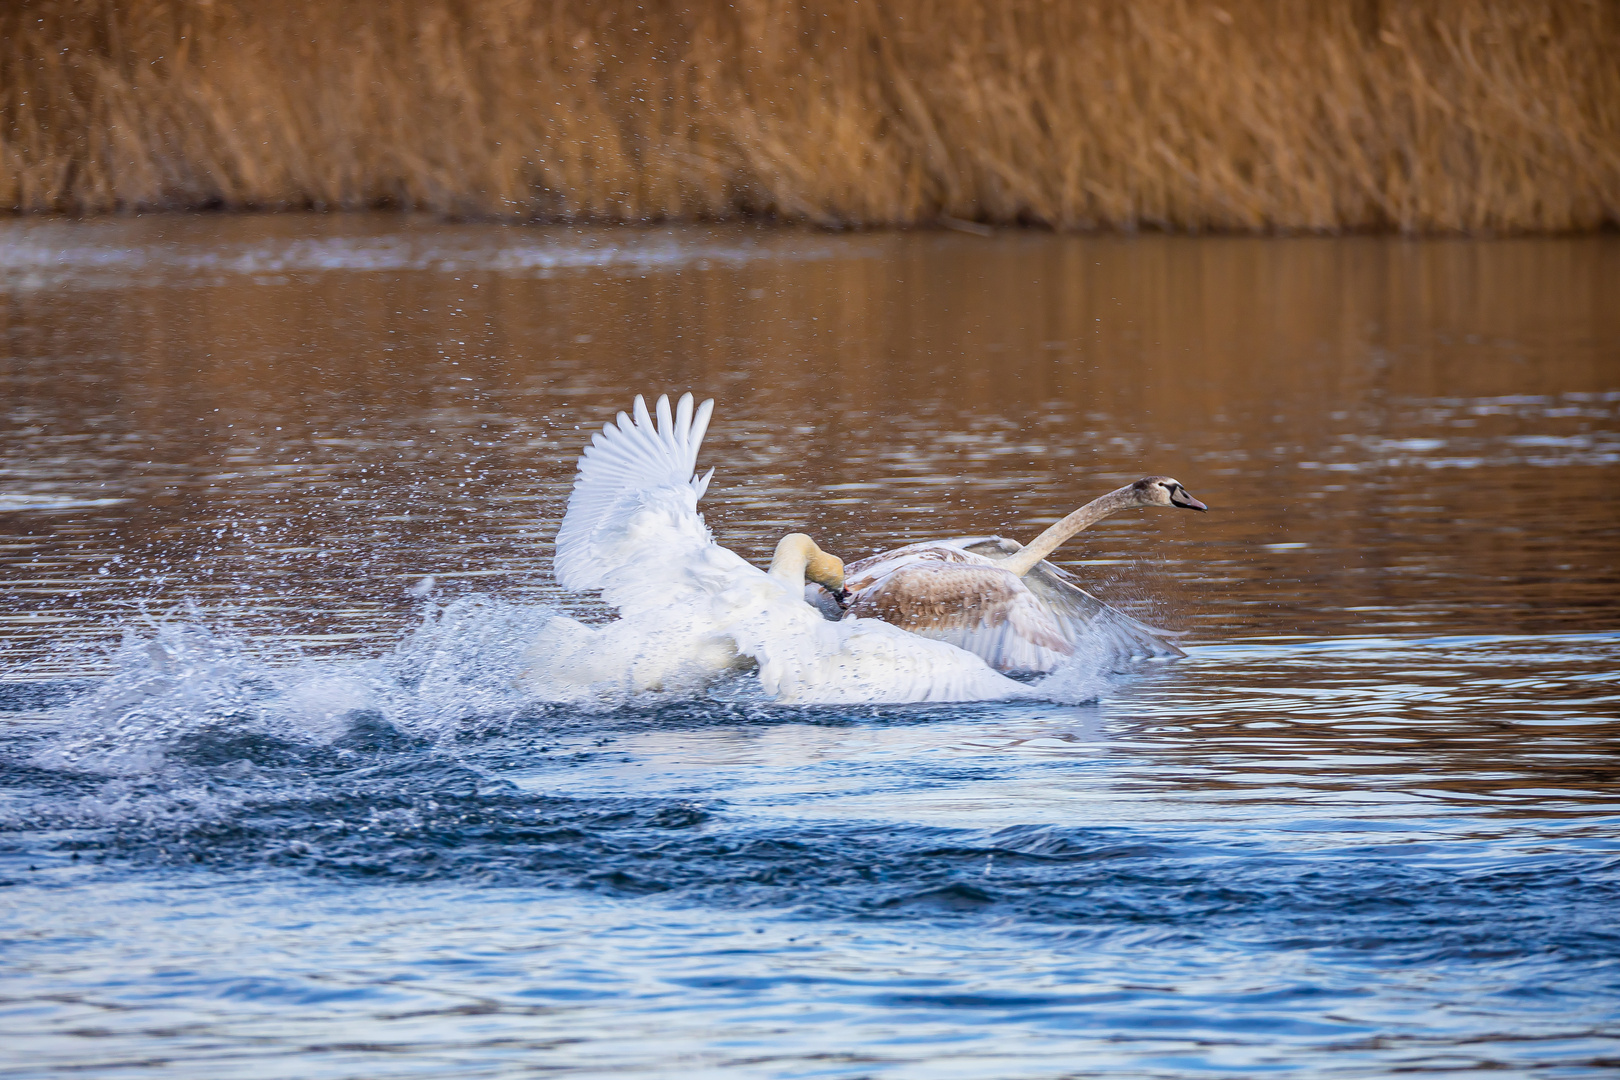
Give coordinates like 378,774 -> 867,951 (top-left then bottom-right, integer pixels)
3,0 -> 1617,232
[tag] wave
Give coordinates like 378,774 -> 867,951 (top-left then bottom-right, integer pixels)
14,596 -> 1121,779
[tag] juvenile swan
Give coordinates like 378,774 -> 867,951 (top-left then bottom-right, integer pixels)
836,477 -> 1208,674
525,393 -> 1030,704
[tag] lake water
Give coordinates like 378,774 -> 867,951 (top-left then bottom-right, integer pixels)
1,216 -> 1617,1078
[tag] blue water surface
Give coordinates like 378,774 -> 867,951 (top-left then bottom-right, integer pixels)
3,622 -> 1617,1079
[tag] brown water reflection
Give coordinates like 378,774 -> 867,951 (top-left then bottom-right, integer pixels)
1,216 -> 1617,673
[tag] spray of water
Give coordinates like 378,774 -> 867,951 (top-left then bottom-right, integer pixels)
23,593 -> 1123,782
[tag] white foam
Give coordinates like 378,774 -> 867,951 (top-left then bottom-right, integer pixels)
26,590 -> 1126,777
32,597 -> 558,775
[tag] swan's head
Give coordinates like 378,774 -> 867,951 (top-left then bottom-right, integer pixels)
808,549 -> 847,593
770,533 -> 847,593
1131,476 -> 1208,512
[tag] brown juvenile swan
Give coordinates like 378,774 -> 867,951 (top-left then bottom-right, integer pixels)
827,477 -> 1208,674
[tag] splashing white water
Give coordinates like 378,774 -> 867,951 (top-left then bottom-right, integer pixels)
26,594 -> 1123,776
32,597 -> 554,775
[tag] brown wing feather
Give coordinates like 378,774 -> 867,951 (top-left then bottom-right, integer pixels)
848,563 -> 1072,656
844,543 -> 984,592
959,537 -> 1185,660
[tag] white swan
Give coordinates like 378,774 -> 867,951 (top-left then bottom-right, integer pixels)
523,393 -> 1029,704
831,478 -> 1208,673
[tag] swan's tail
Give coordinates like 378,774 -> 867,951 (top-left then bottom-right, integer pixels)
554,393 -> 715,592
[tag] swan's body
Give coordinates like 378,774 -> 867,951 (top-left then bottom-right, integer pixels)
525,393 -> 1029,704
835,478 -> 1208,673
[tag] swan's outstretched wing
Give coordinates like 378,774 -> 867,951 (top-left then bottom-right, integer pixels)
845,562 -> 1076,674
553,392 -> 718,604
959,537 -> 1185,661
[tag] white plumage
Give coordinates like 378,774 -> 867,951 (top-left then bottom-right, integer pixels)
554,393 -> 713,594
527,393 -> 1029,705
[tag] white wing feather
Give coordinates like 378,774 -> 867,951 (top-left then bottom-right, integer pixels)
553,392 -> 715,596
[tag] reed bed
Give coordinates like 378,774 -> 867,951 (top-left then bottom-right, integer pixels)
3,0 -> 1617,232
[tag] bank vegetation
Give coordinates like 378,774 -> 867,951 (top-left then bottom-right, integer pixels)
3,0 -> 1617,232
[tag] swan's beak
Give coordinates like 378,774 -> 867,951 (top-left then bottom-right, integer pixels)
1172,489 -> 1208,512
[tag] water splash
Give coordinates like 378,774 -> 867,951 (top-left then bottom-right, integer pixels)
28,597 -> 553,776
19,590 -> 1131,785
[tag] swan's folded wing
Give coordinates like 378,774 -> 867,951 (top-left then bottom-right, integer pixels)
553,392 -> 716,593
846,563 -> 1076,674
731,603 -> 1029,704
959,537 -> 1185,662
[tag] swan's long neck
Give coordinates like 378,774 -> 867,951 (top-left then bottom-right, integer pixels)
769,532 -> 846,594
769,534 -> 814,586
997,485 -> 1139,577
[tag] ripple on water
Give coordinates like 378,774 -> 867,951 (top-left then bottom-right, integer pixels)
3,221 -> 1618,1077
2,617 -> 1618,1076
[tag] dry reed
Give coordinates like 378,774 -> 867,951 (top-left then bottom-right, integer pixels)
2,0 -> 1617,232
